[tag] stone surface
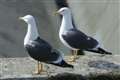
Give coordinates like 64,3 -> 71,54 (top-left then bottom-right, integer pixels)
0,54 -> 120,79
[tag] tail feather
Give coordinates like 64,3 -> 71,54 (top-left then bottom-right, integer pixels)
86,47 -> 112,55
51,59 -> 74,68
98,48 -> 112,55
51,49 -> 74,68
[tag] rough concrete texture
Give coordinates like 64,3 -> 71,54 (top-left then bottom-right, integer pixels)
0,54 -> 120,80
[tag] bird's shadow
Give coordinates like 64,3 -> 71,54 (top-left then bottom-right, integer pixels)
47,73 -> 86,80
88,60 -> 120,70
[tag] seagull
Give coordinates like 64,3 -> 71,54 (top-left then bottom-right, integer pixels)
19,15 -> 73,74
56,7 -> 112,62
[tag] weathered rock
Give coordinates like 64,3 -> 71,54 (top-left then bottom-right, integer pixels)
0,54 -> 120,80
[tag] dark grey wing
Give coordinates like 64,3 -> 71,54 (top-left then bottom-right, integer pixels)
34,37 -> 51,47
25,37 -> 59,63
62,29 -> 99,50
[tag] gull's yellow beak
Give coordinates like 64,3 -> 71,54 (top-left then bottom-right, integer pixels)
18,17 -> 23,20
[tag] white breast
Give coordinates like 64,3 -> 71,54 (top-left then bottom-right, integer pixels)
59,11 -> 78,50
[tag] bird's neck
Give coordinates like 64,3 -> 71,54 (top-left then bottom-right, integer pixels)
59,13 -> 73,35
24,21 -> 39,45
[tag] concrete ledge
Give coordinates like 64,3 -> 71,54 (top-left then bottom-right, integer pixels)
2,76 -> 46,80
0,54 -> 120,80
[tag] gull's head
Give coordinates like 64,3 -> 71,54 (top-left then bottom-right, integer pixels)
57,7 -> 71,16
19,15 -> 35,24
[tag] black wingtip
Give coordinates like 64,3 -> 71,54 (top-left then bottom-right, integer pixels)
60,60 -> 74,68
66,63 -> 74,69
98,48 -> 112,55
105,52 -> 112,55
51,60 -> 74,68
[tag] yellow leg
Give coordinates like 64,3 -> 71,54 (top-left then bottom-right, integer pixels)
67,50 -> 79,63
74,50 -> 79,59
34,61 -> 46,74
